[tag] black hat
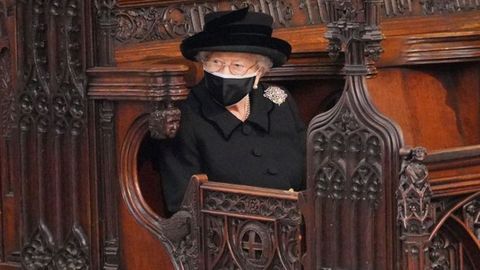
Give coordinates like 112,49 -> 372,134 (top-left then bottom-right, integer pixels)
180,8 -> 292,67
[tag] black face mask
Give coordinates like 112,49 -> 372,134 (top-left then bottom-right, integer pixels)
204,71 -> 255,106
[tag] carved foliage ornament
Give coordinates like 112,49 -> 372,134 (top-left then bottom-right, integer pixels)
54,226 -> 89,269
204,191 -> 302,223
110,0 -> 480,44
420,0 -> 480,14
463,199 -> 480,240
383,0 -> 480,16
22,224 -> 89,269
0,47 -> 15,137
313,108 -> 383,207
115,5 -> 198,43
428,233 -> 453,270
397,147 -> 433,234
114,1 -> 294,44
22,224 -> 55,269
111,0 -> 480,45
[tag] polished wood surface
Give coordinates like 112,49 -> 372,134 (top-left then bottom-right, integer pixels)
0,0 -> 479,269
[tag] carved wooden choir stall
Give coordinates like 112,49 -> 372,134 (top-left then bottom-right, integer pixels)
0,0 -> 479,269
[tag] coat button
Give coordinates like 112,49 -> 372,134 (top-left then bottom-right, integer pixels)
242,124 -> 252,135
267,167 -> 278,175
252,148 -> 262,157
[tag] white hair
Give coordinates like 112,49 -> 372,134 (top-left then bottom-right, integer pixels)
195,51 -> 273,72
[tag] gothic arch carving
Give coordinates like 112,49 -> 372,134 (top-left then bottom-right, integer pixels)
428,191 -> 480,269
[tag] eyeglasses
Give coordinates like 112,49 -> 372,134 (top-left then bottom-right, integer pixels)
203,59 -> 258,76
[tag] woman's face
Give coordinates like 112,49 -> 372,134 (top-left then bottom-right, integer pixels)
203,52 -> 258,76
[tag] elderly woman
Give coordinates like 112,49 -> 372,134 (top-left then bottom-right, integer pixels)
159,8 -> 305,212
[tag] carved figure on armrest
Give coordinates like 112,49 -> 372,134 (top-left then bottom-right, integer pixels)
149,104 -> 181,139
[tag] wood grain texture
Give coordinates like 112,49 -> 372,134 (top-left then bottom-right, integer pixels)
115,102 -> 175,270
367,63 -> 480,151
0,0 -> 478,268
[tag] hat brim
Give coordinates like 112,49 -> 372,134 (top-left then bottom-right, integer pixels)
180,32 -> 292,67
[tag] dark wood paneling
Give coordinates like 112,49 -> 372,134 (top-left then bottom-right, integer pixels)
0,0 -> 94,268
0,0 -> 18,266
0,0 -> 478,268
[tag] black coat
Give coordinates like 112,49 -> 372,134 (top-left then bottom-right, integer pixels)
158,81 -> 306,212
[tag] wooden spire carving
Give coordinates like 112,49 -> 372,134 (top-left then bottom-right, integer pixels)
397,147 -> 433,270
299,0 -> 405,268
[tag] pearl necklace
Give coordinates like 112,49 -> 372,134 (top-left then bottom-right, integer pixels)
243,97 -> 250,121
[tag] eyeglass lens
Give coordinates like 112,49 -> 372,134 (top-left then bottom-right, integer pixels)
203,59 -> 256,75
